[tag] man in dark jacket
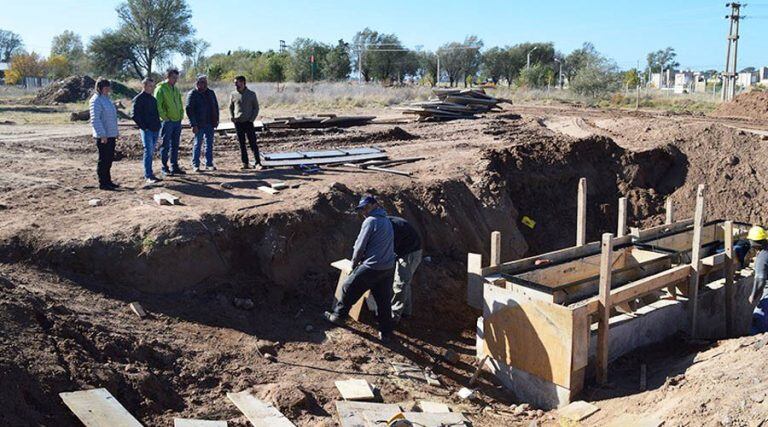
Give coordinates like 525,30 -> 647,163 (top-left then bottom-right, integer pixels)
186,75 -> 219,172
131,78 -> 162,184
325,195 -> 396,342
229,75 -> 261,169
388,216 -> 422,323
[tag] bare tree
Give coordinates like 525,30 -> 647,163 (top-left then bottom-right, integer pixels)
0,29 -> 24,62
116,0 -> 195,77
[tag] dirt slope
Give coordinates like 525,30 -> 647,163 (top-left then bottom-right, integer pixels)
711,91 -> 768,121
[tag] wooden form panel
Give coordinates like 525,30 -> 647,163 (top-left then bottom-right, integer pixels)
483,285 -> 577,388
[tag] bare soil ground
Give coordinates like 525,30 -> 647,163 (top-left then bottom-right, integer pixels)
2,100 -> 768,426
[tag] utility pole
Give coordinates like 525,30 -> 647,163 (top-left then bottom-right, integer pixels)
526,47 -> 538,70
436,55 -> 440,87
722,2 -> 742,101
279,40 -> 286,53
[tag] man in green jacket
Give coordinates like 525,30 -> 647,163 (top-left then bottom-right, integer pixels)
154,68 -> 186,176
229,75 -> 261,169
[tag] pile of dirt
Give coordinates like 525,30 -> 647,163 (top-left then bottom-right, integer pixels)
32,76 -> 96,105
711,91 -> 768,121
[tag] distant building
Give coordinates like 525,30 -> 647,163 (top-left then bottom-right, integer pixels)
0,62 -> 8,84
760,66 -> 768,86
650,69 -> 675,89
737,71 -> 757,89
674,71 -> 694,94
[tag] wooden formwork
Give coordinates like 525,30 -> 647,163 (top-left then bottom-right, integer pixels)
468,179 -> 752,407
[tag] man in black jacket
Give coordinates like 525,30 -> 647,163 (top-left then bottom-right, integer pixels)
186,75 -> 219,172
388,216 -> 422,323
130,78 -> 162,184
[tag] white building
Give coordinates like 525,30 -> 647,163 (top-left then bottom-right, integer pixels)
674,71 -> 694,94
650,69 -> 675,89
759,67 -> 768,86
737,71 -> 757,89
0,62 -> 9,84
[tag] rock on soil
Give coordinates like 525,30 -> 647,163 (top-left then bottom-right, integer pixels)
33,75 -> 96,105
711,91 -> 768,121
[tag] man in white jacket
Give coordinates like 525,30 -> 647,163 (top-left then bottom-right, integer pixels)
89,78 -> 120,190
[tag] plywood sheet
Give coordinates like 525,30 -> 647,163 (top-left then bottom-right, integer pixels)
483,289 -> 576,388
227,391 -> 295,427
557,400 -> 599,421
335,401 -> 401,427
59,388 -> 143,427
334,379 -> 375,401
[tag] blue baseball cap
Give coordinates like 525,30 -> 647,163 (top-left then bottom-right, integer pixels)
355,194 -> 377,210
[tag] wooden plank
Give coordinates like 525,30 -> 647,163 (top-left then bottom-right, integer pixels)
335,401 -> 401,427
557,400 -> 600,422
467,252 -> 484,309
490,231 -> 501,268
632,218 -> 694,241
618,197 -> 628,237
331,259 -> 353,273
334,379 -> 375,401
173,419 -> 227,427
331,259 -> 372,321
59,388 -> 143,427
596,233 -> 613,385
483,290 -> 576,387
269,182 -> 288,190
577,178 -> 587,246
610,265 -> 692,306
227,391 -> 295,427
724,221 -> 735,337
399,412 -> 469,426
665,198 -> 674,224
153,192 -> 180,205
689,184 -> 706,338
129,302 -> 147,319
257,186 -> 280,195
419,401 -> 451,413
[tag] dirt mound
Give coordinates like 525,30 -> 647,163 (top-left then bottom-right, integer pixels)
33,76 -> 96,105
711,91 -> 768,121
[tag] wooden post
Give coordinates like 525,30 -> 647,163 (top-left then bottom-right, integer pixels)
577,178 -> 587,246
665,198 -> 674,225
724,220 -> 735,337
596,232 -> 614,385
689,184 -> 706,338
490,231 -> 501,268
617,197 -> 628,238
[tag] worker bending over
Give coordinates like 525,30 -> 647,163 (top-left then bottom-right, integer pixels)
748,226 -> 768,304
325,195 -> 396,342
388,215 -> 422,323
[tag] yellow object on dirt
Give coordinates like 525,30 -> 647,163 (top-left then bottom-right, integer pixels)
387,412 -> 413,427
748,226 -> 767,241
521,215 -> 536,229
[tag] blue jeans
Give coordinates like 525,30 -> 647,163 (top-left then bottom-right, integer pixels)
140,129 -> 159,178
159,120 -> 182,171
191,125 -> 214,168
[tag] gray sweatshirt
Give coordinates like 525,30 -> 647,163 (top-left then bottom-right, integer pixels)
352,207 -> 395,270
89,93 -> 119,138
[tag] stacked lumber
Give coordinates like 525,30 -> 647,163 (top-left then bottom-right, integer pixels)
267,114 -> 375,129
401,88 -> 511,121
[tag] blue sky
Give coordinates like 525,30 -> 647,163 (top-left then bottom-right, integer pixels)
2,0 -> 766,70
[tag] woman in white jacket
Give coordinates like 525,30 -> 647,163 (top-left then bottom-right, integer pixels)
89,78 -> 120,190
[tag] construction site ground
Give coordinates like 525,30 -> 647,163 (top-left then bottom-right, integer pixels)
2,101 -> 768,426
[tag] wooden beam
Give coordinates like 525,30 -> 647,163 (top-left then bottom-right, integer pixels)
59,388 -> 143,427
596,232 -> 613,385
723,220 -> 735,337
490,231 -> 501,267
665,198 -> 674,225
577,178 -> 587,246
689,184 -> 706,338
467,253 -> 484,309
617,197 -> 628,238
610,265 -> 692,306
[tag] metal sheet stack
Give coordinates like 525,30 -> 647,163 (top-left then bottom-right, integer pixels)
267,114 -> 376,129
400,88 -> 511,121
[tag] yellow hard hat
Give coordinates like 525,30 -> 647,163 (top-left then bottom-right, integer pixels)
748,226 -> 767,241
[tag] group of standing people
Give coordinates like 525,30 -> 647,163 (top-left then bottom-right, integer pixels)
88,69 -> 262,189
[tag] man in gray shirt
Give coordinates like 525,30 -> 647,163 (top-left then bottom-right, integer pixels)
325,194 -> 396,341
748,226 -> 768,304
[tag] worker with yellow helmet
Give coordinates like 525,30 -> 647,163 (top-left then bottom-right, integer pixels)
748,225 -> 768,304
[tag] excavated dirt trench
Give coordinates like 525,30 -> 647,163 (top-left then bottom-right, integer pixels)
7,111 -> 765,425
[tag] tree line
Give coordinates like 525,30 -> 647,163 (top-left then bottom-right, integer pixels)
0,0 -> 694,97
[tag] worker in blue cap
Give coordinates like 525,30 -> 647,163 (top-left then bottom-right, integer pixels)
325,194 -> 396,342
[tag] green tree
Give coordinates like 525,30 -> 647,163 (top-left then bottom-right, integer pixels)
352,28 -> 407,83
565,42 -> 600,83
6,52 -> 47,84
568,45 -> 620,97
646,47 -> 678,73
624,68 -> 640,88
458,36 -> 483,87
0,29 -> 24,62
51,31 -> 84,61
115,0 -> 195,77
324,39 -> 351,81
417,51 -> 438,85
482,47 -> 508,84
88,30 -> 143,79
47,55 -> 71,79
288,38 -> 330,82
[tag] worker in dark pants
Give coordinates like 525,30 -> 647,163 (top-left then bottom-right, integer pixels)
325,195 -> 396,342
229,75 -> 260,169
89,77 -> 119,190
748,226 -> 768,305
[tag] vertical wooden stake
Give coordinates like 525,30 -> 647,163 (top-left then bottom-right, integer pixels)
665,198 -> 674,225
724,220 -> 735,337
617,197 -> 628,238
467,253 -> 484,309
577,178 -> 587,246
596,232 -> 614,385
689,184 -> 706,338
490,231 -> 501,268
